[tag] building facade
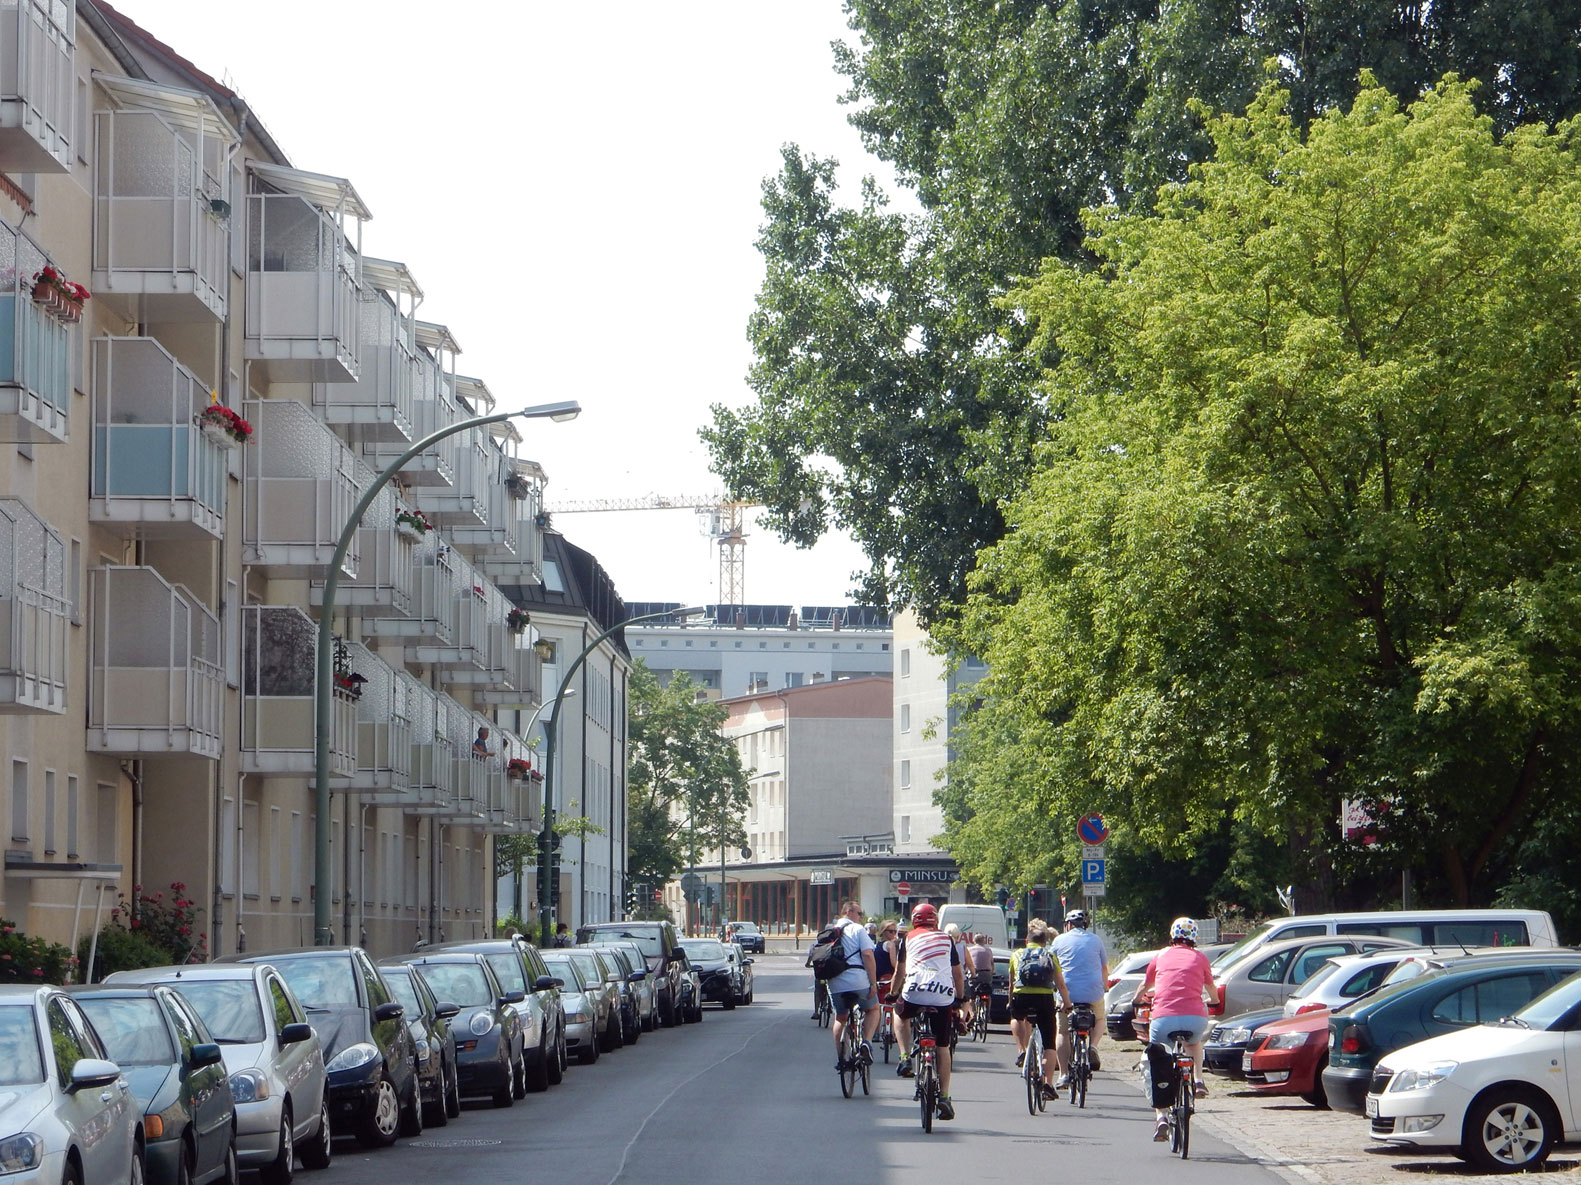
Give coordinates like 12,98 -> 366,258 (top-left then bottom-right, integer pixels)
893,609 -> 983,857
0,2 -> 615,962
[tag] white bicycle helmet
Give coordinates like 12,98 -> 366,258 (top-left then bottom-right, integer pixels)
1169,916 -> 1198,944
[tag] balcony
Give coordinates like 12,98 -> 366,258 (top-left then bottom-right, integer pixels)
0,0 -> 72,173
363,323 -> 458,486
450,431 -> 519,561
485,730 -> 536,833
90,337 -> 227,539
92,80 -> 236,323
312,258 -> 418,442
479,459 -> 545,583
86,567 -> 221,757
241,605 -> 354,778
309,486 -> 414,618
406,551 -> 492,676
244,164 -> 368,383
363,529 -> 453,643
340,643 -> 411,798
405,686 -> 461,816
474,627 -> 542,708
242,398 -> 367,577
445,704 -> 493,824
410,421 -> 488,525
0,222 -> 69,443
0,497 -> 66,713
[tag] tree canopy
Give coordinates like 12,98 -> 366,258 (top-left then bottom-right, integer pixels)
936,75 -> 1581,910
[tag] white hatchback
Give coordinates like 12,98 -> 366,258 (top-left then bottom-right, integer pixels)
1369,969 -> 1581,1172
1282,950 -> 1422,1017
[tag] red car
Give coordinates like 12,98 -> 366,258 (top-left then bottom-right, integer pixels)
1244,1010 -> 1331,1107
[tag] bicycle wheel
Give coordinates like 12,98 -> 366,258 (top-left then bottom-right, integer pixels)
1178,1099 -> 1191,1159
1025,1031 -> 1041,1116
839,1024 -> 857,1098
1072,1035 -> 1087,1107
860,1052 -> 870,1096
921,1072 -> 935,1133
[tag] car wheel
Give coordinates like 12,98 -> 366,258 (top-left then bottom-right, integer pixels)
259,1105 -> 293,1185
129,1146 -> 145,1185
220,1137 -> 238,1185
176,1144 -> 192,1185
426,1063 -> 450,1127
1301,1058 -> 1329,1109
1463,1088 -> 1556,1173
299,1101 -> 332,1171
625,1011 -> 641,1044
399,1076 -> 423,1138
445,1057 -> 461,1119
661,992 -> 678,1028
611,1012 -> 625,1049
546,1029 -> 565,1085
358,1074 -> 401,1148
723,991 -> 736,1011
511,1044 -> 527,1099
63,1156 -> 81,1185
492,1048 -> 515,1108
525,1037 -> 550,1092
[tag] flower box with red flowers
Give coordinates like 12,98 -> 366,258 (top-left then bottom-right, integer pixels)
196,404 -> 252,448
395,508 -> 432,540
506,758 -> 531,780
506,607 -> 531,633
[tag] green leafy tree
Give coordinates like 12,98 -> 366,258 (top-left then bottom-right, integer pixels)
941,75 -> 1581,909
627,663 -> 750,890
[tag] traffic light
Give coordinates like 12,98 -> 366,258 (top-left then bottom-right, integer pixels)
994,886 -> 1010,910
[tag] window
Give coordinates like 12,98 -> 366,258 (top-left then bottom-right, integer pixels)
900,816 -> 911,844
47,999 -> 85,1083
96,782 -> 117,865
786,672 -> 803,688
65,776 -> 77,859
68,539 -> 81,625
1292,944 -> 1348,984
900,649 -> 911,677
224,581 -> 240,688
289,812 -> 303,901
900,704 -> 911,733
900,760 -> 911,788
10,760 -> 26,842
42,770 -> 55,855
1249,950 -> 1294,983
242,803 -> 260,897
1340,965 -> 1389,998
161,992 -> 201,1060
268,977 -> 300,1030
269,807 -> 283,900
218,796 -> 235,895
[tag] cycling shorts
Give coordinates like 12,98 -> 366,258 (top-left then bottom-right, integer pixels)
1010,993 -> 1057,1045
1057,1001 -> 1100,1039
1148,1014 -> 1211,1045
895,999 -> 956,1040
832,988 -> 879,1019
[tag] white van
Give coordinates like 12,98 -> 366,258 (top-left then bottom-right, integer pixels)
936,904 -> 1009,948
1210,908 -> 1556,971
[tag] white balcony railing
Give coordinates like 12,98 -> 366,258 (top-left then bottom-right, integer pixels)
475,627 -> 543,708
0,0 -> 72,173
312,258 -> 419,441
404,679 -> 454,815
244,164 -> 367,383
479,459 -> 546,583
241,605 -> 354,777
363,324 -> 458,485
91,337 -> 227,538
309,486 -> 414,619
0,220 -> 68,443
342,642 -> 411,797
243,398 -> 367,576
450,444 -> 522,561
411,552 -> 499,681
0,496 -> 65,713
411,418 -> 489,525
92,81 -> 236,322
87,566 -> 221,757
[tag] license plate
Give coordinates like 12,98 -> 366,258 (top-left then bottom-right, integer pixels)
1365,1096 -> 1378,1119
1242,1052 -> 1253,1071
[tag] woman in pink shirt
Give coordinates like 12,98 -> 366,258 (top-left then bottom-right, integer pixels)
1133,917 -> 1222,1137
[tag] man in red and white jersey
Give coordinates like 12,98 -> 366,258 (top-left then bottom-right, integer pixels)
888,902 -> 965,1121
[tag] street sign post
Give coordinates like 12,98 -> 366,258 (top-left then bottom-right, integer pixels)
1077,814 -> 1109,845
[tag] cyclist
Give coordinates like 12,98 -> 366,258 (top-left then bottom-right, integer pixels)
944,923 -> 970,1029
1009,918 -> 1072,1102
967,933 -> 995,1015
1051,908 -> 1108,1087
828,898 -> 881,1070
888,902 -> 965,1120
1132,917 -> 1222,1141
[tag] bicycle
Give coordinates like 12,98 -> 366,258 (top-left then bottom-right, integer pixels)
838,1001 -> 871,1098
971,981 -> 991,1043
877,987 -> 896,1064
1024,1016 -> 1047,1115
1163,1028 -> 1196,1158
1068,1004 -> 1096,1108
913,1011 -> 940,1133
813,981 -> 832,1028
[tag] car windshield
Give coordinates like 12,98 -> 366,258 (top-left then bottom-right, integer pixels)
569,953 -> 603,984
271,957 -> 359,1010
1288,961 -> 1342,1002
1513,971 -> 1581,1031
383,972 -> 421,1018
418,964 -> 495,1007
1211,923 -> 1276,971
484,954 -> 526,993
0,1006 -> 43,1085
543,956 -> 582,990
77,998 -> 175,1067
1380,959 -> 1435,988
682,941 -> 726,961
176,980 -> 266,1044
733,924 -> 760,934
586,928 -> 661,957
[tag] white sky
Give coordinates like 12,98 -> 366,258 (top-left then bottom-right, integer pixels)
116,0 -> 889,609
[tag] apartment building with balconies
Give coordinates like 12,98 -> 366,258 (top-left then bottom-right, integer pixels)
0,1 -> 615,961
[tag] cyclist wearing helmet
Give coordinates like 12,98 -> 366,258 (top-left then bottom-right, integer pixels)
1132,917 -> 1221,1140
888,902 -> 966,1121
1051,908 -> 1108,1088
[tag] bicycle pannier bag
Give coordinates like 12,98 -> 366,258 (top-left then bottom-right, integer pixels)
1145,1041 -> 1179,1108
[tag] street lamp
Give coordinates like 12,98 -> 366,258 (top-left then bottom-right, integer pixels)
537,604 -> 704,947
313,400 -> 581,945
507,689 -> 575,921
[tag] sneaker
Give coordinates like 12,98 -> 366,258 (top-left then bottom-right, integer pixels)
857,1041 -> 873,1066
835,1058 -> 848,1072
1040,1082 -> 1060,1101
897,1056 -> 914,1078
1088,1048 -> 1101,1072
1193,1080 -> 1209,1098
1053,1073 -> 1072,1089
936,1095 -> 955,1121
1015,1051 -> 1026,1069
1153,1120 -> 1170,1142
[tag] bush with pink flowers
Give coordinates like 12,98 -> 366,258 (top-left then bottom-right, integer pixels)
0,919 -> 76,984
77,882 -> 207,980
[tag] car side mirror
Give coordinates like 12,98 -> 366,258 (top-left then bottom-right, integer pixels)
434,1002 -> 460,1020
627,971 -> 646,982
500,990 -> 526,1005
190,1042 -> 224,1070
533,976 -> 558,992
743,958 -> 754,965
68,1058 -> 121,1092
279,1022 -> 312,1045
373,1001 -> 404,1022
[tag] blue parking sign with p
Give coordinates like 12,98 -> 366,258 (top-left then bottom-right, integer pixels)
1081,859 -> 1105,884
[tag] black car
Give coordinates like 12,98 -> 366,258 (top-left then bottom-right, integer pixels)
590,946 -> 646,1042
426,939 -> 565,1092
1202,1008 -> 1287,1077
673,949 -> 704,1023
726,922 -> 764,954
401,953 -> 523,1108
222,947 -> 420,1148
678,939 -> 738,1010
68,985 -> 236,1185
378,961 -> 459,1127
577,921 -> 685,1028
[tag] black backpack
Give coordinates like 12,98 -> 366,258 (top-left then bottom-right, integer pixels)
806,923 -> 855,980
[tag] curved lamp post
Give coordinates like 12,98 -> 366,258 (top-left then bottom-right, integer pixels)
313,400 -> 581,945
537,604 -> 704,948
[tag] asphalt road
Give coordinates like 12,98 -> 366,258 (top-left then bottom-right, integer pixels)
319,955 -> 1292,1185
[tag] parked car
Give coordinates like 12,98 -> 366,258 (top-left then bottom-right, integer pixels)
1323,952 -> 1581,1112
1373,945 -> 1563,990
1368,969 -> 1581,1172
1202,1008 -> 1287,1077
1209,910 -> 1557,974
67,985 -> 236,1185
1104,949 -> 1158,1040
542,952 -> 608,1065
1244,1010 -> 1333,1106
377,962 -> 459,1126
104,964 -> 330,1182
673,948 -> 704,1023
0,986 -> 140,1185
564,949 -> 624,1051
220,948 -> 419,1147
678,939 -> 739,1010
399,953 -> 521,1107
1213,935 -> 1417,1015
582,939 -> 657,1031
576,921 -> 685,1027
586,946 -> 643,1042
1281,949 -> 1423,1017
989,949 -> 1012,1023
726,922 -> 764,954
428,939 -> 565,1090
727,943 -> 754,1005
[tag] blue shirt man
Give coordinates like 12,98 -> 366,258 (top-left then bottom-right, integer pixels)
1051,909 -> 1109,1088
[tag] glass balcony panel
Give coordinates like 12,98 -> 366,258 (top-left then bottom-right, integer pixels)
424,553 -> 496,681
447,702 -> 491,822
0,0 -> 72,172
87,566 -> 220,756
309,486 -> 414,618
243,398 -> 366,576
92,99 -> 231,322
240,604 -> 354,777
0,222 -> 68,442
91,337 -> 226,538
0,495 -> 64,712
314,259 -> 416,442
373,534 -> 455,647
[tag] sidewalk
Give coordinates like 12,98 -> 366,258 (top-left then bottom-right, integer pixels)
1110,1039 -> 1580,1185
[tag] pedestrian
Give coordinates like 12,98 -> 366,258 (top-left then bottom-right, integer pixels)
553,921 -> 572,948
472,726 -> 493,758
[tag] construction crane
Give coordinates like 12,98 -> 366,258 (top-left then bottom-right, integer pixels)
543,494 -> 757,605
